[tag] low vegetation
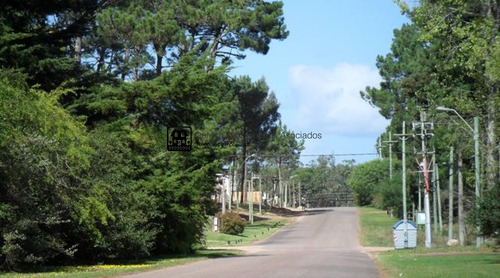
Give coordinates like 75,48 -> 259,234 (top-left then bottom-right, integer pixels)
0,250 -> 240,278
359,206 -> 398,247
376,249 -> 500,278
203,218 -> 287,247
0,208 -> 292,277
218,212 -> 247,235
359,206 -> 500,278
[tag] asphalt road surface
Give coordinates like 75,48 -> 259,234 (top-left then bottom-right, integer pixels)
121,207 -> 379,278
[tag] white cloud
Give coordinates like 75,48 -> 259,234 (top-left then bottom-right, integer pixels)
288,63 -> 389,137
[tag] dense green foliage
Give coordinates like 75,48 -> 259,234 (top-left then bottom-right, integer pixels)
218,212 -> 246,235
293,156 -> 354,208
0,0 -> 291,270
0,70 -> 96,268
469,186 -> 500,244
359,0 -> 500,244
347,159 -> 406,214
348,160 -> 388,206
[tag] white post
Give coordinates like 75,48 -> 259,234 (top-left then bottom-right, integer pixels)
249,173 -> 254,224
448,147 -> 454,242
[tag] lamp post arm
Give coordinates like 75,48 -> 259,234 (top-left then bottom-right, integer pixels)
449,108 -> 474,133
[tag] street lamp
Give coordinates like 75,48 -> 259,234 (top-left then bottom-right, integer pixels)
436,106 -> 481,247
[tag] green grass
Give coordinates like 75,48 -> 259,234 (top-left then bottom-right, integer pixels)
358,206 -> 500,278
203,219 -> 287,247
358,206 -> 398,247
0,249 -> 240,278
376,249 -> 500,278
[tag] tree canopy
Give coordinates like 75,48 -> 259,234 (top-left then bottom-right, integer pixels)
359,0 -> 500,244
0,0 -> 293,269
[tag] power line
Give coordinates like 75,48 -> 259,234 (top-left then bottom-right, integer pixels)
299,153 -> 378,157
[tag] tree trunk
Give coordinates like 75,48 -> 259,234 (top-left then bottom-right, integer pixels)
121,48 -> 130,81
156,52 -> 163,76
97,48 -> 106,73
133,48 -> 139,81
74,36 -> 82,64
458,149 -> 465,246
485,86 -> 497,190
484,0 -> 499,190
154,42 -> 166,76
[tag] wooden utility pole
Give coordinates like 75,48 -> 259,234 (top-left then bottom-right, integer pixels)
384,131 -> 397,181
432,154 -> 437,234
436,161 -> 443,233
458,149 -> 465,246
448,147 -> 454,242
395,121 -> 410,247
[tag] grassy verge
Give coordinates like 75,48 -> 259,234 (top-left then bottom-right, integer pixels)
203,218 -> 287,247
358,206 -> 500,278
0,249 -> 240,278
376,248 -> 500,278
358,206 -> 398,247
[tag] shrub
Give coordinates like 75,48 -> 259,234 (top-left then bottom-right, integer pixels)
219,212 -> 246,235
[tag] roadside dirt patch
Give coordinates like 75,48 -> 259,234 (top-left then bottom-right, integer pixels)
236,206 -> 304,221
267,207 -> 304,217
360,246 -> 393,260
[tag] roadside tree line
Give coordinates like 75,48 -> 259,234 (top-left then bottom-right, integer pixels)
0,0 -> 300,270
351,0 -> 500,246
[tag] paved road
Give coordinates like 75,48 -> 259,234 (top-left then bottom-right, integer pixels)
122,207 -> 379,278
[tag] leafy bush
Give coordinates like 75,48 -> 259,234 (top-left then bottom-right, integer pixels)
469,186 -> 500,246
219,212 -> 246,235
347,159 -> 390,206
374,172 -> 403,213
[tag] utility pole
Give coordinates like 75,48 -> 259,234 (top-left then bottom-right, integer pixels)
221,176 -> 226,214
384,131 -> 397,181
473,117 -> 482,247
448,147 -> 454,242
436,158 -> 443,233
432,153 -> 438,234
284,181 -> 288,208
298,181 -> 301,208
234,166 -> 239,213
413,109 -> 433,248
229,163 -> 234,212
436,107 -> 482,246
395,121 -> 410,247
278,158 -> 282,208
378,137 -> 384,159
259,177 -> 262,215
418,173 -> 422,211
249,173 -> 254,224
458,150 -> 465,246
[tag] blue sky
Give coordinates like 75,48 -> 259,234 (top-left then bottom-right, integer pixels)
230,0 -> 410,165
